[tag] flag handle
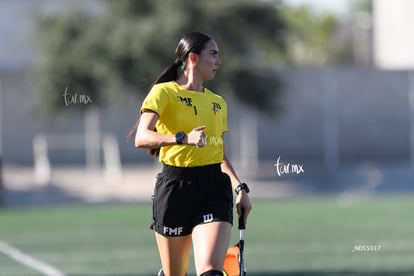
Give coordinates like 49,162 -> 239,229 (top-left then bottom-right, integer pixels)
238,208 -> 246,230
238,208 -> 246,276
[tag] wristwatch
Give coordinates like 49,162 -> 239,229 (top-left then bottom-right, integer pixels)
175,131 -> 186,145
235,183 -> 250,195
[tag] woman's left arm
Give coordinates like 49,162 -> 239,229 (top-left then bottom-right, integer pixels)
221,151 -> 252,226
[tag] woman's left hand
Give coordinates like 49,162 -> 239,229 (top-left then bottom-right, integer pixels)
235,190 -> 252,227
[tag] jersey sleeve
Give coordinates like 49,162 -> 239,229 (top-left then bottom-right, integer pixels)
140,85 -> 169,116
222,98 -> 228,133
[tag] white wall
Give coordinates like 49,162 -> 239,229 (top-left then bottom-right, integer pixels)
374,0 -> 414,69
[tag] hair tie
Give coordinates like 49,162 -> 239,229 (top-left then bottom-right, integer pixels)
174,58 -> 183,66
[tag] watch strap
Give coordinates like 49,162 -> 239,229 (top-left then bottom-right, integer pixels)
235,183 -> 250,195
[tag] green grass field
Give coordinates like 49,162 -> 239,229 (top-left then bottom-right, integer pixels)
1,196 -> 414,276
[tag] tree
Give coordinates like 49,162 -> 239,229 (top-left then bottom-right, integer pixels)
34,0 -> 287,115
280,4 -> 353,65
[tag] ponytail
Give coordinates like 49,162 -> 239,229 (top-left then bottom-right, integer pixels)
154,59 -> 183,84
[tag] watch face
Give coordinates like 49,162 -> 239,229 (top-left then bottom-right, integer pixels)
176,132 -> 185,144
176,132 -> 184,140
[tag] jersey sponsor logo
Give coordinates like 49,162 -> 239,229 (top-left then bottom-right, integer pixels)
163,226 -> 184,236
177,96 -> 193,107
212,102 -> 221,115
203,213 -> 214,223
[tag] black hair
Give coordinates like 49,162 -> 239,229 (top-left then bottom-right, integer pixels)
154,31 -> 212,84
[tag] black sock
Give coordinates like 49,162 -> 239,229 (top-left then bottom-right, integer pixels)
200,270 -> 223,276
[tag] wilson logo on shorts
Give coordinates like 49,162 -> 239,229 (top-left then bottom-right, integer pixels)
203,213 -> 214,223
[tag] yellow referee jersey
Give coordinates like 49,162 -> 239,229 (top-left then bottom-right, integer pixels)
140,81 -> 228,167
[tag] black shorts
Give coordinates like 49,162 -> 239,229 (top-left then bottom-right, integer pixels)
150,163 -> 234,237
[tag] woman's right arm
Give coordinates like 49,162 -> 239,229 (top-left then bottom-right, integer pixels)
135,111 -> 176,149
135,111 -> 207,149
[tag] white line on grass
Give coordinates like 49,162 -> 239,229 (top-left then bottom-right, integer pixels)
0,240 -> 66,276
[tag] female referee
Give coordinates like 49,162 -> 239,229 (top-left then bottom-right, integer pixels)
132,32 -> 252,276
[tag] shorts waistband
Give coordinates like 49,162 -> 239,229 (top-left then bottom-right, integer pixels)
162,163 -> 221,178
